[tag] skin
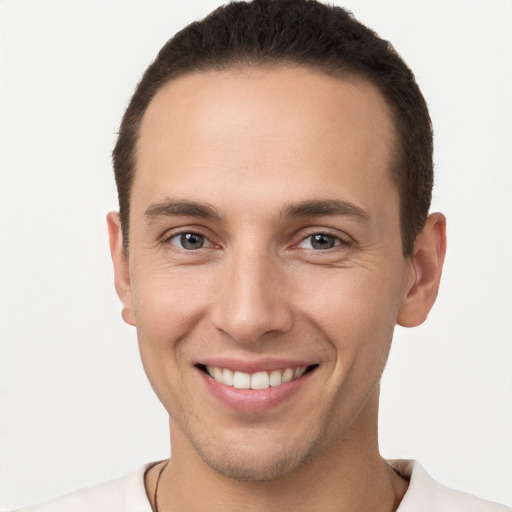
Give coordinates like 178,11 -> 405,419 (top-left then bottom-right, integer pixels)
108,66 -> 446,511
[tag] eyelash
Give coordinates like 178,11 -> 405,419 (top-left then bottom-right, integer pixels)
162,229 -> 350,252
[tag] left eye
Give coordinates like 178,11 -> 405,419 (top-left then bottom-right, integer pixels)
298,233 -> 341,250
168,232 -> 212,250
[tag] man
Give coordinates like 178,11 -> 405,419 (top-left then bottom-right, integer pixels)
12,0 -> 510,510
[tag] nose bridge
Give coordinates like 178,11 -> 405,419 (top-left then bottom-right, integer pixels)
212,242 -> 292,343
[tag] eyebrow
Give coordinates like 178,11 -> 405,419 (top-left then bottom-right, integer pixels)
144,198 -> 369,224
280,199 -> 369,220
144,199 -> 221,223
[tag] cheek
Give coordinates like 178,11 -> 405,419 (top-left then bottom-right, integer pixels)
130,264 -> 215,364
130,270 -> 207,412
295,266 -> 402,353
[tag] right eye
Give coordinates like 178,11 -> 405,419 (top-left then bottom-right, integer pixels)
167,232 -> 212,250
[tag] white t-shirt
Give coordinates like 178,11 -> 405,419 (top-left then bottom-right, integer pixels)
11,460 -> 511,512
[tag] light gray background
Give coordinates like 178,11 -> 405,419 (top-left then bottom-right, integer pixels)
1,0 -> 511,509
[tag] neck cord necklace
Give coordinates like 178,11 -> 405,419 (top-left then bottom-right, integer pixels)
153,460 -> 169,512
153,459 -> 401,512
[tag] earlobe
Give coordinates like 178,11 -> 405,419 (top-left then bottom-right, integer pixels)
397,213 -> 447,328
106,211 -> 136,326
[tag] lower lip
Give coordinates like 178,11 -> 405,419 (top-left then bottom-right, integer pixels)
197,368 -> 315,413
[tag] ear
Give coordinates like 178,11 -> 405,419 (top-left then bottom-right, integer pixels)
397,213 -> 447,327
107,211 -> 136,326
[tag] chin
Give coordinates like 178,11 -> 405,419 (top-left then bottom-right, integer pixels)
188,426 -> 329,482
197,446 -> 310,482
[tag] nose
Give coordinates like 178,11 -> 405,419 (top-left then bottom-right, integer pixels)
211,248 -> 293,344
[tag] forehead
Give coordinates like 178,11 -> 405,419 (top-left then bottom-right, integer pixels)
134,66 -> 398,219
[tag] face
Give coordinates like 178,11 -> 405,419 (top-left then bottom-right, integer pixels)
109,67 -> 434,481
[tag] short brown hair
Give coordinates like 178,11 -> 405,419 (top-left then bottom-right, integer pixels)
113,0 -> 433,255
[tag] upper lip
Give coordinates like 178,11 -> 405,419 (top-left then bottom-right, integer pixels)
196,357 -> 318,374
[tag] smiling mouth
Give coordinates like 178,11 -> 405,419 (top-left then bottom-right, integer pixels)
197,364 -> 319,390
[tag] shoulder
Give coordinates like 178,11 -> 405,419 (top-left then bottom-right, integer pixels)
390,460 -> 511,512
10,464 -> 153,512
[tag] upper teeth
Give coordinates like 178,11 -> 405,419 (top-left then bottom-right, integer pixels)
206,366 -> 307,390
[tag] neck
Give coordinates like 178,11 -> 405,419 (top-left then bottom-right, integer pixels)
147,390 -> 408,512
